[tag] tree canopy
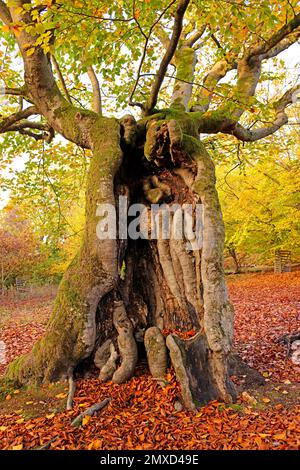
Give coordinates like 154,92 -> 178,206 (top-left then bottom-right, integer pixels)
0,0 -> 299,143
1,0 -> 299,277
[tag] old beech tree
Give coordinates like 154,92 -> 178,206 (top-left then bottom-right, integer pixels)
0,0 -> 299,409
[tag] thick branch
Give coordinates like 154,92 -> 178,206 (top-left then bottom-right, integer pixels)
184,24 -> 206,48
51,55 -> 72,104
0,105 -> 38,132
214,13 -> 300,120
8,2 -> 97,148
0,0 -> 11,24
87,66 -> 102,115
146,0 -> 190,113
192,54 -> 237,113
249,12 -> 300,59
260,29 -> 300,60
198,84 -> 300,142
0,86 -> 26,97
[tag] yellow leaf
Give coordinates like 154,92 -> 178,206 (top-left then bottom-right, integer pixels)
78,403 -> 88,407
0,426 -> 8,431
46,413 -> 55,419
16,409 -> 23,414
16,418 -> 24,424
26,48 -> 35,57
25,401 -> 33,405
14,7 -> 24,15
13,390 -> 20,394
5,394 -> 12,400
262,397 -> 271,403
274,432 -> 286,440
55,393 -> 67,399
262,372 -> 269,378
254,437 -> 262,446
82,415 -> 91,426
88,439 -> 102,450
12,444 -> 23,450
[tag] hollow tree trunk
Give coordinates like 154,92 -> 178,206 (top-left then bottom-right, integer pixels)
6,109 -> 236,408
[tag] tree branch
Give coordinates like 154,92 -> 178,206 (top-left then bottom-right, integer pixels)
192,54 -> 237,112
129,0 -> 177,110
199,84 -> 300,142
0,86 -> 25,97
184,24 -> 206,47
145,0 -> 190,114
51,55 -> 72,104
260,29 -> 300,60
8,2 -> 96,148
0,106 -> 39,132
249,12 -> 300,59
87,66 -> 102,115
0,0 -> 12,25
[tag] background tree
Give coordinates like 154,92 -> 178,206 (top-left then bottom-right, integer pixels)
215,121 -> 300,271
0,0 -> 299,408
0,205 -> 42,289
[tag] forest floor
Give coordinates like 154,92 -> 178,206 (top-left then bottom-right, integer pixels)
0,272 -> 299,450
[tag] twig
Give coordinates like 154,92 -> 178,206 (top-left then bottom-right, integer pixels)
51,55 -> 72,104
34,437 -> 58,450
71,398 -> 110,427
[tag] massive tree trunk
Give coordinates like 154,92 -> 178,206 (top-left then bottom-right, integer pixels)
6,109 -> 236,407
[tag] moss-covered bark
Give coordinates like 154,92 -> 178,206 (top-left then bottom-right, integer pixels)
142,110 -> 236,404
6,117 -> 122,385
6,108 -> 236,407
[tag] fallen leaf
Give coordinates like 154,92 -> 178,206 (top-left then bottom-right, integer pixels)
12,444 -> 23,450
262,397 -> 271,403
82,415 -> 91,426
55,393 -> 67,399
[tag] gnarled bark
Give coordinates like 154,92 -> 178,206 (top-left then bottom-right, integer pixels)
6,117 -> 122,384
6,108 -> 237,407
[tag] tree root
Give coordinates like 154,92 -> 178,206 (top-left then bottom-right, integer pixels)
144,326 -> 168,384
112,301 -> 138,384
99,343 -> 118,381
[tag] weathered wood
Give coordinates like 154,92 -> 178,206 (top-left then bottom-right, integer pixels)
166,332 -> 234,409
274,250 -> 292,273
275,331 -> 300,357
144,326 -> 168,383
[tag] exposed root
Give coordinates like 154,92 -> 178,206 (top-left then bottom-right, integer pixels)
94,339 -> 113,370
99,343 -> 118,381
144,327 -> 168,384
112,300 -> 138,384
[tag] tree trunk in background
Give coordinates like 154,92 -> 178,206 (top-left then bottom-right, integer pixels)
6,110 -> 236,408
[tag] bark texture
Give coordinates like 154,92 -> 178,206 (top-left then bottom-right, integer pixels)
6,107 -> 236,407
